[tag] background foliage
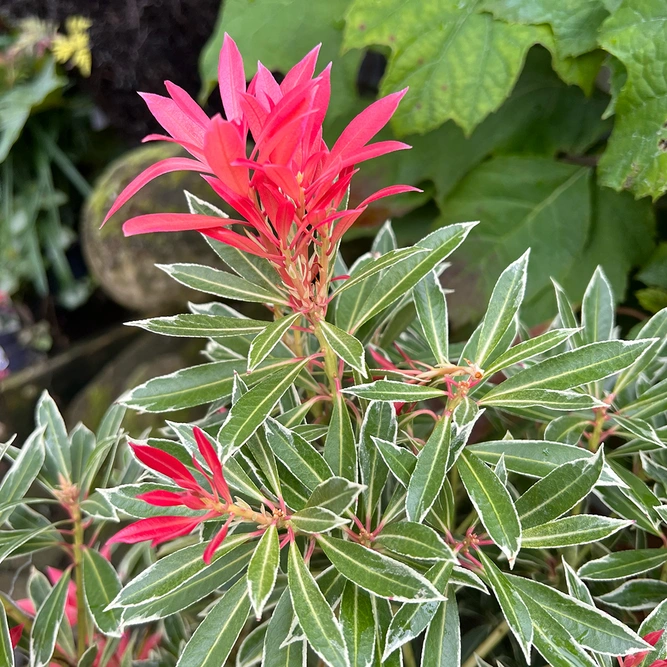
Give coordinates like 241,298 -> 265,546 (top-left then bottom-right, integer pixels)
200,0 -> 667,327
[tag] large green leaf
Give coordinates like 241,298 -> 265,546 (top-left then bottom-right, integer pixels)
287,542 -> 349,667
317,321 -> 367,377
175,576 -> 251,667
30,571 -> 70,667
597,580 -> 667,611
36,391 -> 70,484
200,0 -> 361,123
247,314 -> 299,371
317,535 -> 445,602
457,450 -> 522,564
375,521 -> 455,562
480,0 -> 609,57
343,380 -> 447,402
581,266 -> 615,345
82,549 -> 122,637
515,447 -> 604,528
344,0 -> 551,135
263,591 -> 305,667
305,477 -> 364,515
439,158 -> 655,326
597,0 -> 667,199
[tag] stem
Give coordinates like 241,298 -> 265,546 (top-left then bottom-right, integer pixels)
314,324 -> 339,392
461,621 -> 509,667
71,503 -> 88,659
588,410 -> 606,452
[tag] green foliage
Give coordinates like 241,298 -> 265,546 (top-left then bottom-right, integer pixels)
200,0 -> 667,326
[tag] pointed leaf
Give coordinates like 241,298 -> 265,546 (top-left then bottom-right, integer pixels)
287,541 -> 349,667
305,477 -> 364,516
475,250 -> 529,367
341,583 -> 375,667
82,548 -> 122,637
248,313 -> 299,371
324,392 -> 358,481
578,549 -> 667,582
127,313 -> 269,338
371,437 -> 416,487
317,535 -> 445,602
263,591 -> 305,667
582,266 -> 615,344
248,525 -> 280,618
420,587 -> 460,667
318,321 -> 367,376
521,515 -> 631,548
414,269 -> 449,365
375,521 -> 455,561
0,606 -> 14,667
175,576 -> 250,667
36,391 -> 70,483
290,507 -> 348,534
457,450 -> 522,564
30,570 -> 70,667
343,380 -> 447,402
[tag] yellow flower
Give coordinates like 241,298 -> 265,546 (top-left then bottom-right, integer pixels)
52,15 -> 92,77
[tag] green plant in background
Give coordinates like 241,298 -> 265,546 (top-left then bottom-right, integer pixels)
0,17 -> 93,308
200,0 -> 666,328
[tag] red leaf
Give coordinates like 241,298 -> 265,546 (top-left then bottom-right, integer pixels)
204,115 -> 249,196
218,33 -> 246,124
108,516 -> 203,547
122,213 -> 237,236
130,443 -> 200,491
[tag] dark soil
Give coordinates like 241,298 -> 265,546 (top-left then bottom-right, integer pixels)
1,0 -> 223,142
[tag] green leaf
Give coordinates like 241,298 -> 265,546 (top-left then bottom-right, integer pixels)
482,328 -> 579,377
406,416 -> 452,522
219,360 -> 309,456
582,266 -> 615,345
305,477 -> 364,516
515,447 -> 604,529
318,321 -> 367,377
0,427 -> 45,524
509,574 -> 651,654
343,380 -> 447,402
383,561 -> 454,660
317,535 -> 445,602
521,515 -> 631,548
439,158 -> 654,328
519,594 -> 598,667
120,359 -> 248,412
265,418 -> 333,491
480,388 -> 604,411
358,401 -> 397,521
553,280 -> 584,347
0,605 -> 14,667
30,570 -> 70,667
413,269 -> 449,365
478,552 -> 532,662
324,393 -> 358,482
344,0 -> 549,134
82,549 -> 122,637
348,223 -> 477,332
36,391 -> 70,483
287,541 -> 349,667
120,541 -> 254,625
596,580 -> 667,611
290,507 -> 349,534
236,623 -> 267,667
475,250 -> 529,367
371,437 -> 416,487
263,591 -> 305,667
457,450 -> 522,564
481,340 -> 652,403
175,576 -> 250,667
248,313 -> 299,371
340,583 -> 375,667
420,587 -> 460,667
127,313 -> 269,338
579,549 -> 667,582
597,1 -> 667,199
480,0 -> 608,57
158,263 -> 290,305
248,525 -> 280,619
375,521 -> 455,562
112,536 -> 251,609
334,248 -> 429,298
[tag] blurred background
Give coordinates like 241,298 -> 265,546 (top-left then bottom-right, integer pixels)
1,0 -> 665,440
